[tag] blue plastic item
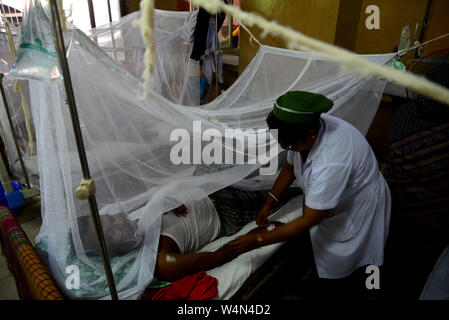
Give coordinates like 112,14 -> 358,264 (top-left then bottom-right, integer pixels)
200,77 -> 208,98
0,181 -> 24,216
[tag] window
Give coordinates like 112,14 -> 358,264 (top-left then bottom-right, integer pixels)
64,0 -> 121,33
0,0 -> 121,31
0,0 -> 24,27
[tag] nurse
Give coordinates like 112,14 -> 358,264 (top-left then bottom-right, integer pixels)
229,91 -> 391,293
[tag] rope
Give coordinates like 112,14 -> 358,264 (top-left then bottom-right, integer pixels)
398,32 -> 449,55
182,0 -> 449,106
283,57 -> 313,94
133,0 -> 156,99
239,22 -> 262,47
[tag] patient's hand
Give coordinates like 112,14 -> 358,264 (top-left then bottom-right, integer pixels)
171,204 -> 188,217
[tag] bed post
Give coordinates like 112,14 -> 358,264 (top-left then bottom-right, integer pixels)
48,0 -> 119,300
106,0 -> 117,60
0,73 -> 31,189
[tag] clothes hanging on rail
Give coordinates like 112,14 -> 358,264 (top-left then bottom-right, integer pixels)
203,17 -> 223,85
190,7 -> 226,61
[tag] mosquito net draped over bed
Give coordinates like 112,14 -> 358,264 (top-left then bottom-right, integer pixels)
86,9 -> 200,106
0,7 -> 200,186
2,2 -> 395,299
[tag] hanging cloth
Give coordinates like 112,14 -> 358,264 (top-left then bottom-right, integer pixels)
190,7 -> 226,61
203,17 -> 223,85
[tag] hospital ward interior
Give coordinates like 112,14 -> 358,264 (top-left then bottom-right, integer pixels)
1,0 -> 449,302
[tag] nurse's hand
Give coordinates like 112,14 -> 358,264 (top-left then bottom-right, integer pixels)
256,206 -> 271,227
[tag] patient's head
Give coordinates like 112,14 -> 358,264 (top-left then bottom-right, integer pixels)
77,213 -> 142,257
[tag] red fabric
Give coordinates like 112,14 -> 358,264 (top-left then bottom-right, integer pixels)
151,271 -> 218,300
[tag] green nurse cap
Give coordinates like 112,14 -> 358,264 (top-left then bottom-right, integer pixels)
273,91 -> 334,123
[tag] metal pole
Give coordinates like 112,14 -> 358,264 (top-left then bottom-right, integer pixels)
107,0 -> 112,23
87,0 -> 98,45
0,74 -> 31,189
215,14 -> 218,97
106,0 -> 117,60
418,0 -> 434,45
0,145 -> 13,194
87,0 -> 96,29
48,0 -> 118,300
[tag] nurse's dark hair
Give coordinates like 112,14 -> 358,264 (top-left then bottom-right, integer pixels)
266,111 -> 319,145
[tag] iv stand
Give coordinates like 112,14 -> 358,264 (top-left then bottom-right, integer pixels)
48,0 -> 118,300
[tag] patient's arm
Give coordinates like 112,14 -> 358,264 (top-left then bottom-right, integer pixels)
155,222 -> 285,282
155,235 -> 239,281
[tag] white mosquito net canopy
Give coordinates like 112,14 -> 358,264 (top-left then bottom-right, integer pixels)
0,26 -> 33,183
4,0 -> 396,299
0,6 -> 200,187
86,9 -> 200,106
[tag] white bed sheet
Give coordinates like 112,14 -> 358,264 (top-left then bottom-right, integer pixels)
201,195 -> 304,300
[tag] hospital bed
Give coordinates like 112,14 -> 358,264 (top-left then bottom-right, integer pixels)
203,194 -> 308,299
1,194 -> 312,300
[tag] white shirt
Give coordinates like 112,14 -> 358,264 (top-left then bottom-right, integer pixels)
160,191 -> 221,254
287,114 -> 391,279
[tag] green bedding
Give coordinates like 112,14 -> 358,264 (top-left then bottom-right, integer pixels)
35,235 -> 169,298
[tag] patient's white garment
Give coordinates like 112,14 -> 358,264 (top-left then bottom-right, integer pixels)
160,196 -> 221,254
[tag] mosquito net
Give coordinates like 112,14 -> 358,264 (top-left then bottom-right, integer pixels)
0,27 -> 35,184
87,9 -> 200,106
4,1 -> 397,300
0,6 -> 200,186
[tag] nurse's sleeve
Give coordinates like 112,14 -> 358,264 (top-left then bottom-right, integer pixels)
305,164 -> 352,211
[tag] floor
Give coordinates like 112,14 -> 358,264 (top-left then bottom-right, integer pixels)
0,199 -> 42,300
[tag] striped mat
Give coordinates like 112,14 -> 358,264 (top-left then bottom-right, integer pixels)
0,206 -> 63,300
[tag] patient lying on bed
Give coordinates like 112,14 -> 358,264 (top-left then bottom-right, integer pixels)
156,187 -> 300,281
78,187 -> 300,282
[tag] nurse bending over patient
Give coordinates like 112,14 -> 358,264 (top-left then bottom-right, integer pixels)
228,91 -> 391,288
78,91 -> 390,289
